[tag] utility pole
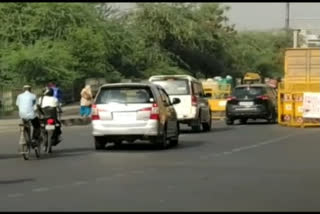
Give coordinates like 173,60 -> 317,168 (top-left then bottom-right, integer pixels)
285,3 -> 290,32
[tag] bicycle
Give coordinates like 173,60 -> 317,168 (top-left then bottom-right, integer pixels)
19,119 -> 41,160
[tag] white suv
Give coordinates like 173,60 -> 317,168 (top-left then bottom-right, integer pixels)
91,83 -> 180,150
149,75 -> 212,132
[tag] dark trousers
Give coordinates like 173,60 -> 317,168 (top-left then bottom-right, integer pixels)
23,117 -> 40,141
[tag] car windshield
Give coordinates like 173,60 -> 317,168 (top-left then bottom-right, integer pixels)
95,87 -> 154,104
151,79 -> 190,95
233,86 -> 266,99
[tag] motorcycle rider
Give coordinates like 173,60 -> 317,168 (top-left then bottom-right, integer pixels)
16,85 -> 40,146
38,87 -> 62,143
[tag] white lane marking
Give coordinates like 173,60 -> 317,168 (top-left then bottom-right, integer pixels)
8,193 -> 24,198
32,187 -> 49,192
95,177 -> 110,182
131,170 -> 145,174
200,133 -> 299,160
73,181 -> 88,186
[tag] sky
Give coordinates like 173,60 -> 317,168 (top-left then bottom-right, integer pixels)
112,3 -> 320,31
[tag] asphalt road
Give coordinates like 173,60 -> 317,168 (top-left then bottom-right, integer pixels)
1,120 -> 320,211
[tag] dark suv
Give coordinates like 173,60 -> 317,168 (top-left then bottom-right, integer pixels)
225,84 -> 277,125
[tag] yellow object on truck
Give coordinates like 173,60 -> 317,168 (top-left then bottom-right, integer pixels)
202,79 -> 231,120
278,48 -> 320,127
243,72 -> 262,84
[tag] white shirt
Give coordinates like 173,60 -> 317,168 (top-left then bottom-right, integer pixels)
38,96 -> 59,108
16,91 -> 37,120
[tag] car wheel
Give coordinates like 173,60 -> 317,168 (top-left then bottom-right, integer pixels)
268,109 -> 277,124
191,124 -> 201,132
94,136 -> 106,150
156,128 -> 169,150
202,119 -> 212,132
226,118 -> 234,125
169,123 -> 180,147
240,118 -> 247,124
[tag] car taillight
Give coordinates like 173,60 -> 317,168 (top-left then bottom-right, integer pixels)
227,96 -> 236,101
191,95 -> 197,106
47,119 -> 55,125
139,103 -> 159,120
91,104 -> 100,120
257,95 -> 269,100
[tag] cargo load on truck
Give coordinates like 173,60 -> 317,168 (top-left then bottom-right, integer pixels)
243,72 -> 262,84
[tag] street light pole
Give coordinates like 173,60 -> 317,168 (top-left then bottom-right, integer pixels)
285,3 -> 290,32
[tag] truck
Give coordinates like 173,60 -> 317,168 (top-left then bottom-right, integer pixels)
278,48 -> 320,127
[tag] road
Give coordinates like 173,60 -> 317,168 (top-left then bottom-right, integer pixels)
1,120 -> 320,211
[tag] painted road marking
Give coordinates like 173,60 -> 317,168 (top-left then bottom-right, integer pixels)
7,193 -> 24,198
73,181 -> 88,186
32,187 -> 49,192
200,133 -> 301,160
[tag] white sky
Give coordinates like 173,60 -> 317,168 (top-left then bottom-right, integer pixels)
112,3 -> 320,31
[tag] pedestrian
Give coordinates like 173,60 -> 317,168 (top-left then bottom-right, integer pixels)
48,82 -> 62,104
80,85 -> 93,117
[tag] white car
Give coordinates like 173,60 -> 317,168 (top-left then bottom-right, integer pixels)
91,83 -> 180,150
149,75 -> 212,132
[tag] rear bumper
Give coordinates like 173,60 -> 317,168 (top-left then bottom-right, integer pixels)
226,106 -> 269,119
92,120 -> 159,136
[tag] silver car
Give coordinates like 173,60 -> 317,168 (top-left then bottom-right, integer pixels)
91,83 -> 181,150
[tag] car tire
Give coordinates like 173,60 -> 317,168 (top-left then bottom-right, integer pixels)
202,119 -> 212,132
94,136 -> 106,150
226,118 -> 234,125
191,125 -> 201,132
169,123 -> 180,147
151,128 -> 169,150
268,109 -> 277,124
240,118 -> 247,124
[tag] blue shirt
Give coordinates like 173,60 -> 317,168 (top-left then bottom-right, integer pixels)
51,87 -> 62,102
16,91 -> 37,120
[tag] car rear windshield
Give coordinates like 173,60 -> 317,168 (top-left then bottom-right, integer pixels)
95,87 -> 154,104
233,86 -> 266,99
151,79 -> 190,95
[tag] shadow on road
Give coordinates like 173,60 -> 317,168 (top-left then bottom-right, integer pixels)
239,120 -> 276,126
0,154 -> 20,160
40,147 -> 94,159
0,147 -> 94,160
99,139 -> 205,153
0,178 -> 35,185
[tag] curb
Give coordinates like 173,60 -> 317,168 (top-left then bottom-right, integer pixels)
61,117 -> 91,126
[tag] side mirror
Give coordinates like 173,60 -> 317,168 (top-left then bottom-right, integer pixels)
172,98 -> 181,105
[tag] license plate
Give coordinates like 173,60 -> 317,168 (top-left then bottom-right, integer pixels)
45,125 -> 55,130
113,112 -> 136,121
239,102 -> 254,107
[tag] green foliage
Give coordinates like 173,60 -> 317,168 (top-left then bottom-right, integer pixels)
0,3 -> 291,89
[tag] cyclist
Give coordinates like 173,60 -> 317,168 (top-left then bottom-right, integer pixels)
16,85 -> 40,146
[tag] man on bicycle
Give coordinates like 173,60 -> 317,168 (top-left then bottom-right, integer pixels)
16,85 -> 40,145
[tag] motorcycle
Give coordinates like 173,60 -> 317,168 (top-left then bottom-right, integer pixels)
38,106 -> 62,154
40,118 -> 60,153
